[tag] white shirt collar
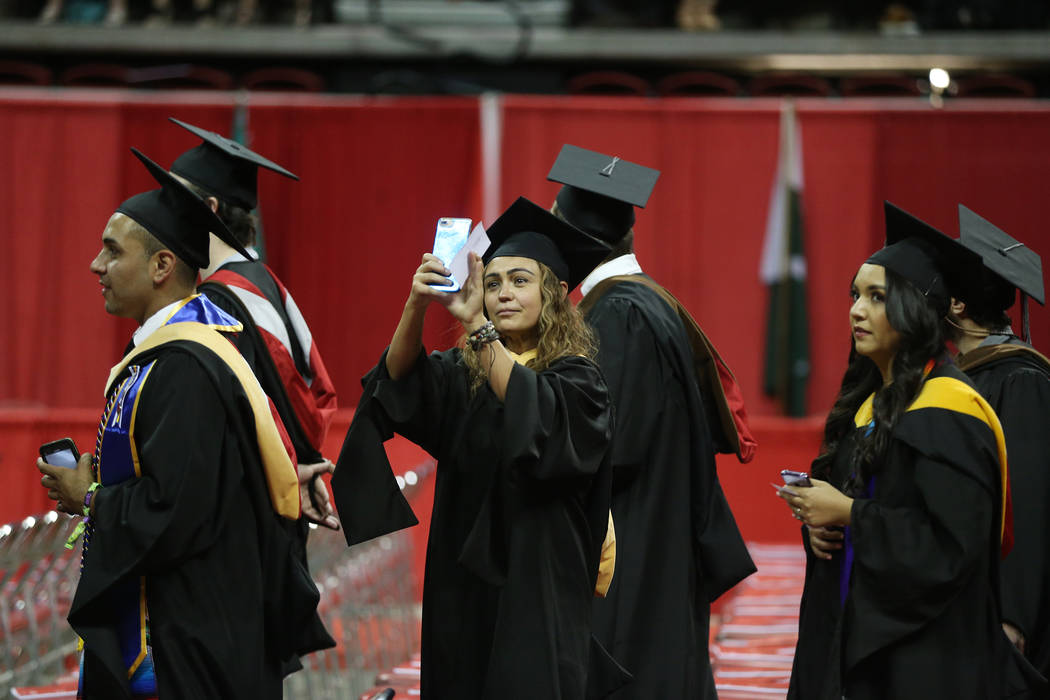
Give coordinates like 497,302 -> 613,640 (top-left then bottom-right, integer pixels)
201,247 -> 259,281
580,253 -> 643,298
132,298 -> 186,348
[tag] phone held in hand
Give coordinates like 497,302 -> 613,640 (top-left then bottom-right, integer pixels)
780,469 -> 812,487
428,217 -> 472,292
39,438 -> 80,469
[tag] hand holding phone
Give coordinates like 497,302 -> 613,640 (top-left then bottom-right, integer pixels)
39,438 -> 80,470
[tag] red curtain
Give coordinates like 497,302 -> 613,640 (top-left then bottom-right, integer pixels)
3,90 -> 1050,531
498,96 -> 1050,417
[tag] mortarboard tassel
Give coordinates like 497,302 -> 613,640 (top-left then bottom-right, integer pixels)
1022,293 -> 1031,344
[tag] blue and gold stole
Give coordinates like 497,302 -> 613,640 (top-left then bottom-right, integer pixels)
82,295 -> 244,698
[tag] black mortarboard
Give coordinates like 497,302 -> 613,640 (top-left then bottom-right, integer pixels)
957,204 -> 1044,306
866,201 -> 982,315
116,148 -> 250,270
547,144 -> 660,244
483,197 -> 611,291
169,117 -> 298,211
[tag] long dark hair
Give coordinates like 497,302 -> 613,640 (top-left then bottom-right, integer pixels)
812,266 -> 951,495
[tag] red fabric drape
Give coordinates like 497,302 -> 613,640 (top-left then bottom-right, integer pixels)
3,90 -> 1050,532
498,96 -> 1050,417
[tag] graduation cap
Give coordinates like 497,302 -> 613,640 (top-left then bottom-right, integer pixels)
169,117 -> 298,211
116,148 -> 250,270
957,205 -> 1044,305
957,204 -> 1044,341
547,144 -> 660,244
483,197 -> 611,291
866,201 -> 983,315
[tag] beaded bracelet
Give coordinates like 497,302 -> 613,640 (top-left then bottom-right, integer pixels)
467,321 -> 500,351
83,481 -> 100,516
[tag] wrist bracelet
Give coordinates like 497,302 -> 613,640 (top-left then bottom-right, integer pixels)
467,321 -> 500,351
82,482 -> 100,517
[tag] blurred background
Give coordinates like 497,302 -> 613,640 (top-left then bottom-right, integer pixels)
1,2 -> 1049,697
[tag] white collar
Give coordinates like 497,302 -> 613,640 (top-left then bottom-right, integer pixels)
132,298 -> 187,348
200,247 -> 259,281
580,253 -> 643,298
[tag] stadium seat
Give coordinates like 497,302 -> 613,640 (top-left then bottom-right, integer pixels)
656,71 -> 741,97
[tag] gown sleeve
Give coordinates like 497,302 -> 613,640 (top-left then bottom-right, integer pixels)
995,369 -> 1050,640
501,355 -> 613,481
330,348 -> 457,546
845,450 -> 995,666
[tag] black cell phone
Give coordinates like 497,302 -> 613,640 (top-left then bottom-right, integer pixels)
780,469 -> 812,487
39,438 -> 80,469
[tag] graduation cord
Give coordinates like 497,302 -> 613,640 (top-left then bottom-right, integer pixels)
67,377 -> 126,554
1022,293 -> 1032,343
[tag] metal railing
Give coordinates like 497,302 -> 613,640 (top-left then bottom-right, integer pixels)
1,464 -> 430,699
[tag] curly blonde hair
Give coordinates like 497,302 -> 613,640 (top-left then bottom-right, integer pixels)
462,261 -> 596,392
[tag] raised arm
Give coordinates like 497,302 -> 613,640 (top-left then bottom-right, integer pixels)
387,253 -> 452,379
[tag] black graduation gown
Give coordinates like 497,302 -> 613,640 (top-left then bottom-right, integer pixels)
789,363 -> 1038,700
69,340 -> 329,700
787,434 -> 853,700
352,348 -> 613,699
961,343 -> 1050,698
583,279 -> 754,699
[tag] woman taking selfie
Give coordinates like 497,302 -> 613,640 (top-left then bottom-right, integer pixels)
342,197 -> 620,698
778,203 -> 1039,699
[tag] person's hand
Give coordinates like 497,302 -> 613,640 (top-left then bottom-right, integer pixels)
37,453 -> 95,515
406,253 -> 457,312
298,459 -> 339,530
776,478 -> 853,528
438,252 -> 486,331
808,526 -> 844,561
1003,622 -> 1026,655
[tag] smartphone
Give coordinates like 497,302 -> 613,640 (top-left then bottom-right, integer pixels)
428,217 -> 472,292
780,469 -> 812,487
39,438 -> 80,469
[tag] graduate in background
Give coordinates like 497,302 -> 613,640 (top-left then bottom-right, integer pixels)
340,197 -> 625,697
778,202 -> 1042,699
952,205 -> 1050,697
548,144 -> 755,698
166,118 -> 340,532
37,149 -> 330,698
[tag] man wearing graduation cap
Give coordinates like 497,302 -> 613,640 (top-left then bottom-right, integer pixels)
36,148 -> 332,699
950,205 -> 1050,696
548,144 -> 755,697
166,117 -> 340,532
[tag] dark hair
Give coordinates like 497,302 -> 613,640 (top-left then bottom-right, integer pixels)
133,225 -> 197,288
812,266 -> 950,495
959,273 -> 1015,331
550,199 -> 634,263
181,181 -> 257,248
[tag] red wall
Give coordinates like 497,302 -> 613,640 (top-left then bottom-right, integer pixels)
3,90 -> 1050,537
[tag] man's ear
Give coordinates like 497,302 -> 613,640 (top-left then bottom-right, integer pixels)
151,250 -> 178,285
206,196 -> 220,214
949,297 -> 968,319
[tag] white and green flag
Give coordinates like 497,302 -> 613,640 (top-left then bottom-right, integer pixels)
760,102 -> 810,417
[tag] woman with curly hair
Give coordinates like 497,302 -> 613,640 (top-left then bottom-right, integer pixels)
347,197 -> 622,698
778,202 -> 1041,699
